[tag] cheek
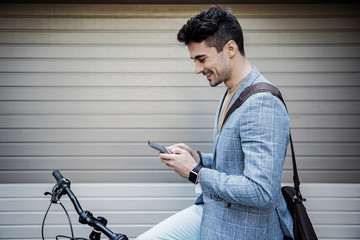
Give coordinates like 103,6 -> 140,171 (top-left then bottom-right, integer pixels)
206,60 -> 218,72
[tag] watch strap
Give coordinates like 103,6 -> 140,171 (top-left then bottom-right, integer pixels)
192,164 -> 203,174
188,164 -> 202,184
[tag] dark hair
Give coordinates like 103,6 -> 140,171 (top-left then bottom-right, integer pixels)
177,6 -> 245,56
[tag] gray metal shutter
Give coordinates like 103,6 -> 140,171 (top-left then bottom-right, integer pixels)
0,3 -> 359,239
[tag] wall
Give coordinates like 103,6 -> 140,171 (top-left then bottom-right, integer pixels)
0,3 -> 359,239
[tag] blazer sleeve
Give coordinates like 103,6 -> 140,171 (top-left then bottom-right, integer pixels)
200,152 -> 213,168
199,92 -> 290,209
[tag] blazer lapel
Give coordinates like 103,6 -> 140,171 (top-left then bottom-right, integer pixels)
211,67 -> 261,168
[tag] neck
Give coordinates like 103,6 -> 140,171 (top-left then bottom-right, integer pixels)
225,56 -> 252,89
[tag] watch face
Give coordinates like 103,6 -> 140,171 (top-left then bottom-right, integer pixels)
188,171 -> 198,184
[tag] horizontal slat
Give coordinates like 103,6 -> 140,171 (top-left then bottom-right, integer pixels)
289,115 -> 360,129
283,157 -> 360,170
0,198 -> 195,211
314,226 -> 360,238
1,72 -> 359,87
1,196 -> 359,212
290,129 -> 360,142
1,183 -> 358,198
0,157 -> 166,170
0,183 -> 198,198
0,101 -> 218,115
0,31 -> 178,45
0,45 -> 189,59
1,156 -> 358,171
0,211 -> 175,225
2,211 -> 359,226
0,143 -> 359,156
0,87 -> 226,101
2,225 -> 359,239
1,18 -> 359,31
0,170 -> 186,183
305,198 -> 360,211
0,115 -> 359,129
0,115 -> 215,128
0,18 -> 185,30
0,72 -> 210,87
0,129 -> 213,142
266,72 -> 360,87
309,212 -> 360,225
1,143 -> 208,156
287,170 -> 360,184
0,129 -> 359,143
281,87 -> 360,101
0,170 -> 359,184
0,59 -> 359,73
1,45 -> 360,59
0,3 -> 358,18
1,31 -> 359,45
294,183 -> 360,197
0,59 -> 198,73
1,101 -> 359,115
0,225 -> 148,239
1,86 -> 359,101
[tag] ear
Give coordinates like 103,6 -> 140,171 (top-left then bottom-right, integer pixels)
224,40 -> 237,58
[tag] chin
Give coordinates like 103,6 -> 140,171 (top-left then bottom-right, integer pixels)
209,80 -> 223,87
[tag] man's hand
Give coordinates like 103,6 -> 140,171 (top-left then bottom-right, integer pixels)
167,143 -> 200,164
159,147 -> 198,179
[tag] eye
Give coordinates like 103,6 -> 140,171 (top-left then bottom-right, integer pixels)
199,58 -> 206,63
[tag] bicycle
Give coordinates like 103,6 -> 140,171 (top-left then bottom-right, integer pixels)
42,170 -> 129,240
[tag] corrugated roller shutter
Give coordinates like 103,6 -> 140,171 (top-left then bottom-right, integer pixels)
1,4 -> 359,184
0,3 -> 359,239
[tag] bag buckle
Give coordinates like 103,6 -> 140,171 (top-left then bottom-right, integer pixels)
293,189 -> 306,203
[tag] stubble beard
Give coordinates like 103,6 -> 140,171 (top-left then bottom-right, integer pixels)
209,76 -> 223,87
209,66 -> 232,88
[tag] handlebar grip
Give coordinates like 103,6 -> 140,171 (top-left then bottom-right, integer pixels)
52,170 -> 64,182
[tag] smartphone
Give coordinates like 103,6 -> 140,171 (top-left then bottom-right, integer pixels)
148,140 -> 170,154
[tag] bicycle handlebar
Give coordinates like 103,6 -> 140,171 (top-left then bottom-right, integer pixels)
52,169 -> 64,182
51,170 -> 83,215
51,170 -> 128,240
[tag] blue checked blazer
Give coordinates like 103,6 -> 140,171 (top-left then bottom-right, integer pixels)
197,67 -> 294,239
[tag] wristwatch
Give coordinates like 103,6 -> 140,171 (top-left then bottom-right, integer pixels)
188,164 -> 202,184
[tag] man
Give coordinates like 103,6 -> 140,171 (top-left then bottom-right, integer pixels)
136,6 -> 293,240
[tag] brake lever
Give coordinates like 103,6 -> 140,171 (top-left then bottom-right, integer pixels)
50,177 -> 71,203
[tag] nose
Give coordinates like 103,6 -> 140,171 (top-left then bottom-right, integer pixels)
195,61 -> 204,75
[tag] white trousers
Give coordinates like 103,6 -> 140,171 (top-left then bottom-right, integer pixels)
135,204 -> 203,240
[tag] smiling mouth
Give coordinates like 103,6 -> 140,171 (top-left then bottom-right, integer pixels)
204,71 -> 213,80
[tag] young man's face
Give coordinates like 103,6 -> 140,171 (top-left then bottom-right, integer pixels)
188,41 -> 232,87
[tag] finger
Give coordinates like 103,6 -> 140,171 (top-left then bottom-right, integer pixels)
166,144 -> 174,148
160,158 -> 175,169
173,143 -> 188,150
171,147 -> 186,155
159,152 -> 172,159
167,145 -> 177,152
160,157 -> 170,165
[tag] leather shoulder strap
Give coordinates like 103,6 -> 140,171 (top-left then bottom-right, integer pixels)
223,82 -> 285,125
222,82 -> 301,195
